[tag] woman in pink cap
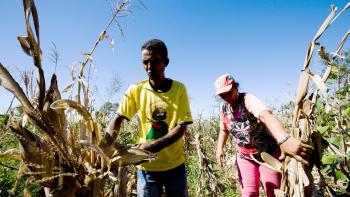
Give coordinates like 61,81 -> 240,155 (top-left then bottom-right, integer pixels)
214,74 -> 313,197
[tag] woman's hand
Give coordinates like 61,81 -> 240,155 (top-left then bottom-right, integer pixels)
216,129 -> 229,167
216,148 -> 225,167
279,137 -> 313,165
259,110 -> 314,165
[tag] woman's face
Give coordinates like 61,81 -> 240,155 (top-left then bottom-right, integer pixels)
219,87 -> 238,105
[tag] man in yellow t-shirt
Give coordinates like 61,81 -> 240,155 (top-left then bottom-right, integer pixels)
104,39 -> 193,197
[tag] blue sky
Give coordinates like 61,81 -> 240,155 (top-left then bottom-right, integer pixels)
0,0 -> 349,117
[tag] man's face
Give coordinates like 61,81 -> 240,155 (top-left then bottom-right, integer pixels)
142,49 -> 166,80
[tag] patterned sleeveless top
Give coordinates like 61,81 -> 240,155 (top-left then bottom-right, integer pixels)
220,93 -> 278,160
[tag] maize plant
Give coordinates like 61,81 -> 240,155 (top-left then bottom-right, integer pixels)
0,0 -> 155,196
275,2 -> 350,197
184,115 -> 239,197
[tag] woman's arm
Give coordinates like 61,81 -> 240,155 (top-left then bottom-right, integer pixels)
259,110 -> 313,165
216,129 -> 229,167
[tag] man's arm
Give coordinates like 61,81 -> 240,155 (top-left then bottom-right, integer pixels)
136,123 -> 189,153
100,114 -> 126,148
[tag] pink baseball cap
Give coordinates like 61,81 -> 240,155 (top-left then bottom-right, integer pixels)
214,74 -> 236,95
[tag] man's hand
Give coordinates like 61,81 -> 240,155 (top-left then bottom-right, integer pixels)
98,133 -> 114,149
134,124 -> 188,154
279,137 -> 313,165
98,133 -> 118,157
136,142 -> 155,153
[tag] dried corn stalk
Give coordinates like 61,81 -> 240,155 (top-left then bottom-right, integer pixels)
0,0 -> 153,196
276,2 -> 350,197
195,134 -> 224,197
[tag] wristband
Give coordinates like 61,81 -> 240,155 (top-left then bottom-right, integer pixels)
278,134 -> 290,146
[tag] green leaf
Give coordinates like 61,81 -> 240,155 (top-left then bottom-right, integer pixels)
343,107 -> 350,115
331,66 -> 340,76
335,170 -> 347,182
0,114 -> 9,125
0,79 -> 2,87
328,136 -> 342,147
322,154 -> 338,165
318,125 -> 329,134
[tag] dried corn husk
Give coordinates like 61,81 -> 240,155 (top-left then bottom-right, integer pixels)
110,145 -> 156,167
51,99 -> 95,132
10,123 -> 56,188
250,153 -> 282,173
261,152 -> 282,172
0,148 -> 21,160
80,140 -> 156,167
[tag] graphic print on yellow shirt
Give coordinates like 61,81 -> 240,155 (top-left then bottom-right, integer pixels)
146,105 -> 169,140
117,80 -> 193,171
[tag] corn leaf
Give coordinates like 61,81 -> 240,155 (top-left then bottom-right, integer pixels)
110,146 -> 156,166
17,36 -> 32,56
310,73 -> 328,98
317,46 -> 331,62
62,82 -> 74,94
23,0 -> 40,43
294,69 -> 310,112
23,188 -> 32,197
335,29 -> 350,55
10,123 -> 56,188
0,148 -> 21,160
250,154 -> 281,173
43,74 -> 65,133
298,164 -> 309,187
313,5 -> 336,41
303,43 -> 314,70
23,0 -> 45,110
98,31 -> 106,42
0,63 -> 35,113
51,99 -> 95,132
261,152 -> 282,173
331,2 -> 350,24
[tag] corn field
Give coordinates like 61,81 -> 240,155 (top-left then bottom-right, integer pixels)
0,0 -> 350,197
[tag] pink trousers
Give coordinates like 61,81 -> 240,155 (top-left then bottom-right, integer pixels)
236,155 -> 281,197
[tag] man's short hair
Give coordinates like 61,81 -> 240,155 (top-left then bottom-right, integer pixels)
141,39 -> 168,60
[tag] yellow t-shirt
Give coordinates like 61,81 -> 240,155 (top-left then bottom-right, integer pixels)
117,79 -> 193,171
